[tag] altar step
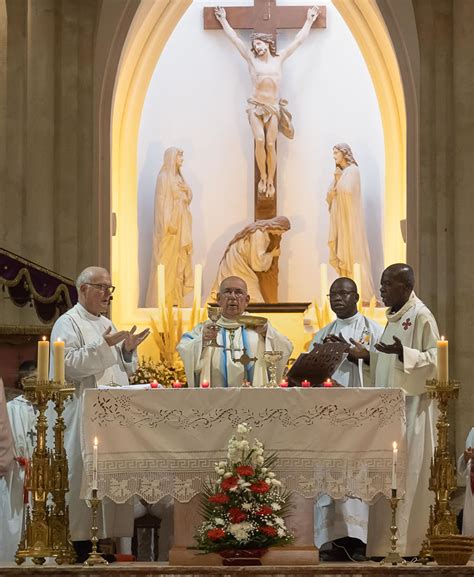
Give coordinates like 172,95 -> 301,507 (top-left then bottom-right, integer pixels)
1,562 -> 474,577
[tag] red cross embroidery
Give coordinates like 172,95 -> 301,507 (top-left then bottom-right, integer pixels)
402,318 -> 412,331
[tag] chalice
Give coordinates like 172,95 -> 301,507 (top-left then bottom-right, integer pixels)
263,350 -> 283,387
206,306 -> 222,348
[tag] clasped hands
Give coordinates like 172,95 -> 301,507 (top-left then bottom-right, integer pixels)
464,447 -> 474,464
103,325 -> 150,353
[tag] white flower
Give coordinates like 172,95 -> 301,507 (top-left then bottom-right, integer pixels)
261,467 -> 268,474
271,479 -> 282,487
275,517 -> 285,527
218,461 -> 227,468
268,472 -> 275,479
217,468 -> 225,475
237,423 -> 250,434
229,521 -> 252,541
277,528 -> 286,537
265,477 -> 271,484
214,518 -> 225,526
242,503 -> 252,511
237,479 -> 251,488
271,503 -> 281,511
256,456 -> 264,465
223,472 -> 233,478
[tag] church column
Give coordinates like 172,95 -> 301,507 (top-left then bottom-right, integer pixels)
452,0 -> 474,452
24,0 -> 55,268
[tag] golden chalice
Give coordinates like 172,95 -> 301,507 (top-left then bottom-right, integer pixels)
206,306 -> 222,348
263,350 -> 283,387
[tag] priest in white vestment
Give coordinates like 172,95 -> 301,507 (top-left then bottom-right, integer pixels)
0,378 -> 15,561
309,278 -> 383,561
361,263 -> 438,557
178,276 -> 292,387
50,266 -> 149,560
458,428 -> 474,536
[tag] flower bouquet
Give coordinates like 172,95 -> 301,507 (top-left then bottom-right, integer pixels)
195,423 -> 293,564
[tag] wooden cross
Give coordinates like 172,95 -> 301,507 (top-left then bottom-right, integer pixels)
204,1 -> 325,222
205,1 -> 326,302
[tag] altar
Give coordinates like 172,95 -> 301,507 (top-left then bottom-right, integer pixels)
81,387 -> 406,565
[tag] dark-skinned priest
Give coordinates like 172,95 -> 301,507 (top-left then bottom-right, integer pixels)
309,277 -> 383,561
178,276 -> 292,387
350,263 -> 439,558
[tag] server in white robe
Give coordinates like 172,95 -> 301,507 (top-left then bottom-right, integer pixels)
178,276 -> 292,387
309,278 -> 383,559
0,378 -> 15,561
458,428 -> 474,536
364,263 -> 438,557
50,266 -> 149,554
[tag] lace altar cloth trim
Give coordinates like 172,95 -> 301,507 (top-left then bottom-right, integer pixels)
81,388 -> 406,503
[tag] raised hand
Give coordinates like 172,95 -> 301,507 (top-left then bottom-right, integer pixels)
214,6 -> 226,22
307,6 -> 320,23
203,322 -> 219,344
375,336 -> 404,361
103,326 -> 129,347
123,325 -> 150,353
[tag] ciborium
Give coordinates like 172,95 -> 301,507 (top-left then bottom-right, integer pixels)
263,351 -> 283,387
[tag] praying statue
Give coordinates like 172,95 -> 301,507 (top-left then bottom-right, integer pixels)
326,143 -> 376,304
145,147 -> 193,307
214,5 -> 319,198
211,216 -> 291,303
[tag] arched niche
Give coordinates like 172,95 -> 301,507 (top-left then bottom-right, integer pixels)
108,0 -> 409,329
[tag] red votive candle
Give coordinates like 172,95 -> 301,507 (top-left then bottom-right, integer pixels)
279,380 -> 288,388
150,380 -> 159,389
301,379 -> 311,388
172,380 -> 182,389
201,380 -> 210,388
323,379 -> 333,388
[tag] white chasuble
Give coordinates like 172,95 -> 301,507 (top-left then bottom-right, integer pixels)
310,313 -> 383,548
367,293 -> 439,556
49,303 -> 137,541
177,316 -> 292,388
458,428 -> 474,536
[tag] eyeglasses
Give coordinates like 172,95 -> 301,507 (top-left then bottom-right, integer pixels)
327,290 -> 356,299
220,288 -> 247,298
85,283 -> 116,295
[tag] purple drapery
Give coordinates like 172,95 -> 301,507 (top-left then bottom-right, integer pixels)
0,248 -> 78,324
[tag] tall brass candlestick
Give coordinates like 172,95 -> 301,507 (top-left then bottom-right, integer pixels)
84,489 -> 108,566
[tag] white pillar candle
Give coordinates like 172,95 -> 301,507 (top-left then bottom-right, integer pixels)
157,264 -> 166,309
53,338 -> 65,384
92,436 -> 98,491
320,263 -> 328,309
391,441 -> 398,491
194,264 -> 202,312
437,336 -> 449,383
37,336 -> 49,382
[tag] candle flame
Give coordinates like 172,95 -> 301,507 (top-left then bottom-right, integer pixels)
441,336 -> 445,341
42,336 -> 47,341
93,436 -> 98,447
393,441 -> 398,451
56,337 -> 63,342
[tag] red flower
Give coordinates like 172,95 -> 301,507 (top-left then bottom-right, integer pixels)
220,476 -> 239,491
250,480 -> 270,494
236,465 -> 255,477
209,493 -> 230,504
255,505 -> 273,516
228,507 -> 247,523
207,528 -> 226,541
259,525 -> 278,537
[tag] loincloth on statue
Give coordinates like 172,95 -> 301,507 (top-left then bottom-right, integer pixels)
246,98 -> 294,139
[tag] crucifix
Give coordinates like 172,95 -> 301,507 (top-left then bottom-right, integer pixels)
204,1 -> 326,222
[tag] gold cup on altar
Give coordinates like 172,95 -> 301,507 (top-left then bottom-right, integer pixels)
206,306 -> 222,347
263,351 -> 283,387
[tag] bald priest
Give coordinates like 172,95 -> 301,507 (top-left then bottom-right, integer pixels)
177,276 -> 292,387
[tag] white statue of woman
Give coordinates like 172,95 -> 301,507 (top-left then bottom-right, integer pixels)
327,143 -> 376,304
145,147 -> 193,307
212,216 -> 291,303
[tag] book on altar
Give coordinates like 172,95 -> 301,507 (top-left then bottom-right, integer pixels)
286,341 -> 349,387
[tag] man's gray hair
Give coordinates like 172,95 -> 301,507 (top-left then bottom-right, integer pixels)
75,269 -> 96,290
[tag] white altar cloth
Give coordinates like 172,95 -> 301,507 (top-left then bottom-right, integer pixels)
81,388 -> 406,504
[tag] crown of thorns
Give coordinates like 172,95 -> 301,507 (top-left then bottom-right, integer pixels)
250,32 -> 277,56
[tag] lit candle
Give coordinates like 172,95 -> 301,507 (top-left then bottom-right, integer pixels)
201,380 -> 210,388
172,380 -> 182,389
53,338 -> 65,384
279,379 -> 288,388
437,337 -> 449,383
323,378 -> 333,388
392,441 -> 398,491
92,436 -> 98,491
194,264 -> 203,313
150,380 -> 159,389
37,336 -> 49,382
301,379 -> 311,388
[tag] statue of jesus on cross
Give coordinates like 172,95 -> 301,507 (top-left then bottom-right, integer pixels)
214,5 -> 320,199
